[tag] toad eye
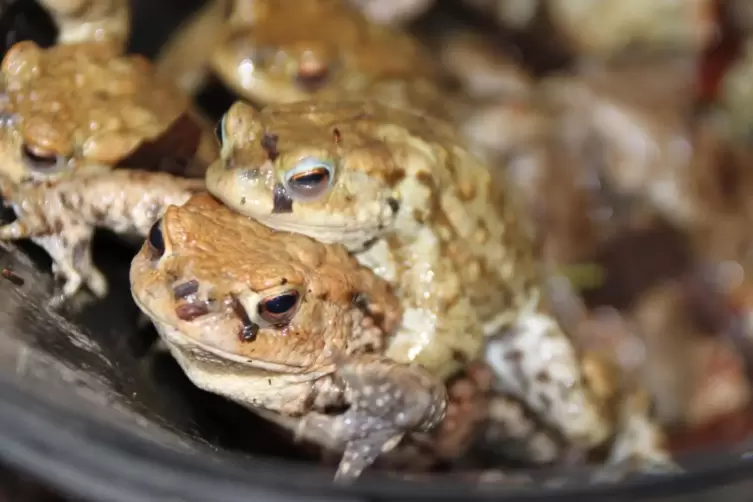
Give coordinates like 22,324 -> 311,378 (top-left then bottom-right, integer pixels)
283,158 -> 334,201
147,218 -> 165,257
22,144 -> 63,172
257,290 -> 300,325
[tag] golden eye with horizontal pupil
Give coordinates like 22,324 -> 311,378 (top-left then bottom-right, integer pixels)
257,290 -> 300,325
283,157 -> 334,200
21,144 -> 62,172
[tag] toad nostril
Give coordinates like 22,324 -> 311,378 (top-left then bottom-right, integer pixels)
272,183 -> 294,214
239,322 -> 259,342
175,302 -> 209,321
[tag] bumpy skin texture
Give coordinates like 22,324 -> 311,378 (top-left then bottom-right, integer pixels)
0,40 -> 218,301
39,0 -> 131,51
130,193 -> 447,482
0,41 -> 216,184
206,99 -> 612,453
481,348 -> 674,473
158,0 -> 538,166
159,0 -> 441,102
209,0 -> 459,125
0,170 -> 203,304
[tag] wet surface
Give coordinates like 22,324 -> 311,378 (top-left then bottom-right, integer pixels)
0,467 -> 75,502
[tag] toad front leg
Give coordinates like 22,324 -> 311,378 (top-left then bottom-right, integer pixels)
0,171 -> 201,303
484,311 -> 612,452
596,387 -> 680,480
38,0 -> 131,50
0,185 -> 104,304
36,228 -> 107,307
297,354 -> 447,482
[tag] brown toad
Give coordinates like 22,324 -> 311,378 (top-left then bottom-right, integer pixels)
157,0 -> 442,103
0,41 -> 217,184
157,0 -> 542,167
0,40 -> 218,302
206,99 -> 614,454
130,192 -> 447,482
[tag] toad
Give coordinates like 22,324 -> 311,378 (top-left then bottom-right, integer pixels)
130,192 -> 447,482
0,40 -> 218,184
158,0 -> 443,103
206,99 -> 614,456
0,40 -> 219,301
156,0 -> 544,167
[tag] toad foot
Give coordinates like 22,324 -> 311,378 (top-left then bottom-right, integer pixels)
296,354 -> 447,483
601,388 -> 682,478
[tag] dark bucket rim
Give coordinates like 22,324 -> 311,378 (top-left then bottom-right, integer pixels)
0,368 -> 752,502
